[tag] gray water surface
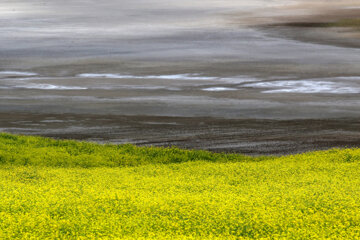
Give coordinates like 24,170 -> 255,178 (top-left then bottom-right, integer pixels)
1,1 -> 360,119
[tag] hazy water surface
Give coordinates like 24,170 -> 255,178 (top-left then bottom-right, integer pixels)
1,0 -> 360,119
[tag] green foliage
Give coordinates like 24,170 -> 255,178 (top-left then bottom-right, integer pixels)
328,18 -> 360,28
1,133 -> 360,239
0,133 -> 268,168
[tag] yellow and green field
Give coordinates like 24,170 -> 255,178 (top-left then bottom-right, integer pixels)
1,133 -> 360,239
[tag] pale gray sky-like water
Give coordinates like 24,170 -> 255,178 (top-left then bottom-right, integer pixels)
1,0 -> 360,119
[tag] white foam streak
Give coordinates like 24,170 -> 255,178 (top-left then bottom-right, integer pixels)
0,71 -> 38,76
202,87 -> 237,91
17,84 -> 87,90
244,80 -> 360,94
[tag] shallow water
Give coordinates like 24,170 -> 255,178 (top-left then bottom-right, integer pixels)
1,69 -> 360,119
1,1 -> 360,152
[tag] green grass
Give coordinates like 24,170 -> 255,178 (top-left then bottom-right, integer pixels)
1,133 -> 360,239
327,18 -> 360,29
0,133 -> 271,168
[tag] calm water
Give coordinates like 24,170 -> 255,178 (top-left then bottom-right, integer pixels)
1,0 -> 360,119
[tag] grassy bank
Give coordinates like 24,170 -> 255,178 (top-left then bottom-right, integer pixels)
327,18 -> 360,29
280,18 -> 360,29
1,133 -> 360,239
0,133 -> 271,168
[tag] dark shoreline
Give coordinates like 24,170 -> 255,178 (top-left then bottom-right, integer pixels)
1,112 -> 360,156
256,8 -> 360,49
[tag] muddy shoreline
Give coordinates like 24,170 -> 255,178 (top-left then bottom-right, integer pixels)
1,112 -> 360,156
257,7 -> 360,49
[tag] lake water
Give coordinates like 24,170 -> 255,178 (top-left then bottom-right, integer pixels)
1,0 -> 360,153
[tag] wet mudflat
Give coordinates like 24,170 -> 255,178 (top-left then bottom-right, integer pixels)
2,112 -> 360,155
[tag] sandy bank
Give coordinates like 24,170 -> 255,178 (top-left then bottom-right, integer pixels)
267,6 -> 360,48
227,1 -> 360,48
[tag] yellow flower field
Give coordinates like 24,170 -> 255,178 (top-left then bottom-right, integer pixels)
1,133 -> 360,239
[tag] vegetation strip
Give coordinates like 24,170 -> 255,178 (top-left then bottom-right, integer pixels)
273,18 -> 360,29
0,133 -> 272,168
